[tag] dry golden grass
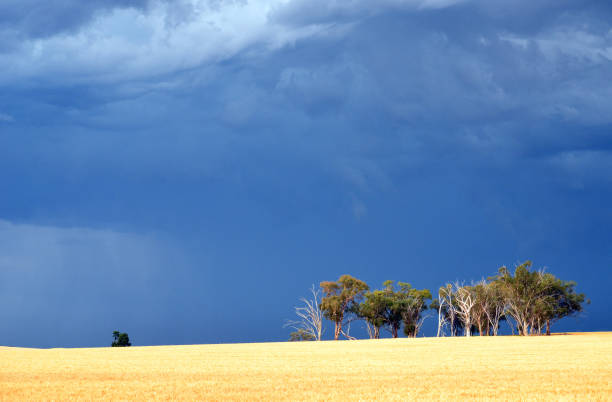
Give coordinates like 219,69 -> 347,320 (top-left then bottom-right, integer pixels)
1,332 -> 611,400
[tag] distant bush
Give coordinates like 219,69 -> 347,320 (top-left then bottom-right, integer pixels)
111,331 -> 131,347
289,329 -> 316,341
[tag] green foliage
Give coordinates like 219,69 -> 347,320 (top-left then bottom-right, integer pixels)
381,281 -> 405,338
358,281 -> 432,338
309,261 -> 587,340
536,274 -> 588,334
289,329 -> 316,341
359,290 -> 390,338
111,331 -> 131,347
493,261 -> 588,335
395,282 -> 432,338
320,275 -> 369,340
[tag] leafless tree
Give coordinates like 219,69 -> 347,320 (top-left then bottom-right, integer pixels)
284,285 -> 325,341
437,284 -> 457,337
436,298 -> 447,337
454,282 -> 476,337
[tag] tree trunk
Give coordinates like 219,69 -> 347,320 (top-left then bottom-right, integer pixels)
374,326 -> 380,339
437,305 -> 443,337
522,321 -> 530,336
546,320 -> 551,336
477,322 -> 483,336
334,322 -> 341,340
392,324 -> 399,338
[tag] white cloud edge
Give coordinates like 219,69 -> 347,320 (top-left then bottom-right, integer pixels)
0,0 -> 470,86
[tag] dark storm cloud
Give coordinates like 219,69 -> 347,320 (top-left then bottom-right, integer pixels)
1,0 -> 611,221
1,0 -> 611,346
0,0 -> 150,43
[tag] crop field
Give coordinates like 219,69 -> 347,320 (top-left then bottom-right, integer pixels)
1,332 -> 611,400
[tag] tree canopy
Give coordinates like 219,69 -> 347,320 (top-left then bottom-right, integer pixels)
111,331 -> 131,347
293,261 -> 588,341
320,275 -> 369,340
494,262 -> 587,335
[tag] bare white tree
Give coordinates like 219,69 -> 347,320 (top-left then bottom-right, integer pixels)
454,282 -> 476,337
284,285 -> 325,341
436,300 -> 447,337
437,284 -> 456,337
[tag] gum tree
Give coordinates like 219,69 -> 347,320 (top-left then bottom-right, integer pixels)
493,261 -> 587,336
396,282 -> 432,338
359,290 -> 389,339
535,274 -> 587,335
320,275 -> 369,340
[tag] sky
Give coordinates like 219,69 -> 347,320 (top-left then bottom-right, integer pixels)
1,0 -> 611,347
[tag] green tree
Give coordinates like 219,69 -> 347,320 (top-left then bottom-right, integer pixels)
362,281 -> 431,338
359,290 -> 389,339
471,282 -> 491,336
396,282 -> 432,338
320,275 -> 369,340
111,331 -> 131,347
494,261 -> 541,335
535,274 -> 588,335
493,261 -> 587,335
483,280 -> 506,336
381,280 -> 405,338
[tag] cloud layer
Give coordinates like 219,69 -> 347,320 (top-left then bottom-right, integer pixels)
1,0 -> 611,345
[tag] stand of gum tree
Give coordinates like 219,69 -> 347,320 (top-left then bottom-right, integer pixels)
302,261 -> 587,340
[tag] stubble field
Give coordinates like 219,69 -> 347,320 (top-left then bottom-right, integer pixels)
1,332 -> 611,400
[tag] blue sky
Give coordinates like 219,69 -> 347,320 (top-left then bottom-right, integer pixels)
1,0 -> 611,347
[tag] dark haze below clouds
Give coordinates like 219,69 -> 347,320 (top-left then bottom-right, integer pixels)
0,0 -> 611,347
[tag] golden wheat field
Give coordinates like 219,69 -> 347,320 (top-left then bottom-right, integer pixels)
1,332 -> 611,400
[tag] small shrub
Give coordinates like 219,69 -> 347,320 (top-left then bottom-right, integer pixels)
111,331 -> 131,347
